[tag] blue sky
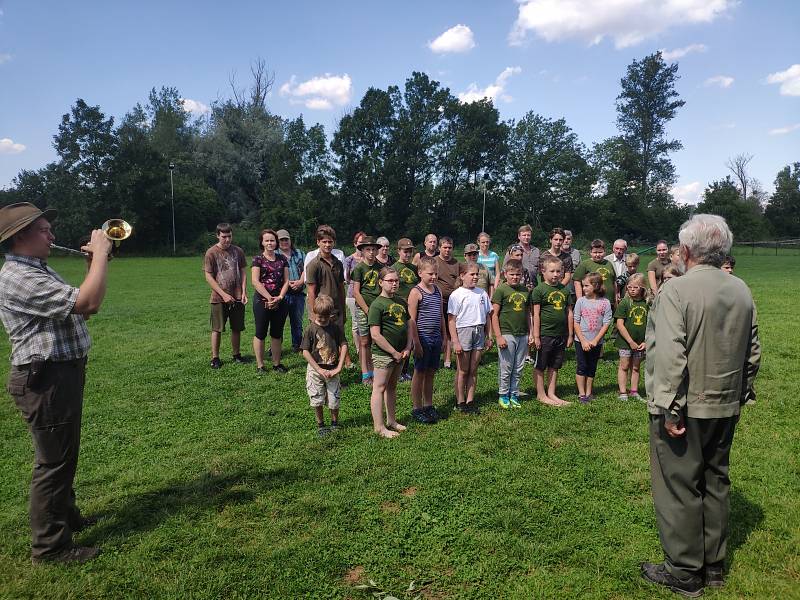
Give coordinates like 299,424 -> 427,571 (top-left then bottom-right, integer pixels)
0,0 -> 797,203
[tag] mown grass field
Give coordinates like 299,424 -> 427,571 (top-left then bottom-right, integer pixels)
0,254 -> 798,599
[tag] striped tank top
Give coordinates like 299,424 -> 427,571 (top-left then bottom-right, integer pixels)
414,284 -> 442,338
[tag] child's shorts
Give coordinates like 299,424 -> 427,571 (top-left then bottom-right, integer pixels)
306,365 -> 341,409
535,335 -> 566,370
372,352 -> 401,371
456,325 -> 486,351
618,348 -> 646,359
355,307 -> 371,337
414,335 -> 442,371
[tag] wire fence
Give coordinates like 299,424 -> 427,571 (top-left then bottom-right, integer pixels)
629,239 -> 800,257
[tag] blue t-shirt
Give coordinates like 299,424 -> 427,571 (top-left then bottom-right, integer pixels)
477,250 -> 499,278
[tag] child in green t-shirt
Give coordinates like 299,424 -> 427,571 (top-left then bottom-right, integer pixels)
574,239 -> 615,304
352,236 -> 382,385
368,267 -> 412,438
532,255 -> 574,407
614,273 -> 649,401
491,259 -> 532,409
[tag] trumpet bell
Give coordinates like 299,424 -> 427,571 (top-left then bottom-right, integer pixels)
102,219 -> 132,242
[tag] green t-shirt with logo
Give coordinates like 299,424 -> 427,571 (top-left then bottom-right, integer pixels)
368,294 -> 409,357
491,283 -> 531,336
392,260 -> 419,301
574,258 -> 615,303
613,296 -> 649,349
352,261 -> 381,307
531,282 -> 570,337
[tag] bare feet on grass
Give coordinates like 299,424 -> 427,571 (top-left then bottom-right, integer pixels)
388,422 -> 407,432
549,394 -> 572,406
376,427 -> 399,438
538,395 -> 569,406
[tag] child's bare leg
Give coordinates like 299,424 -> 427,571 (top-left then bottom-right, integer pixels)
630,357 -> 642,392
411,367 -> 424,410
585,375 -> 595,397
330,407 -> 339,423
444,336 -> 452,367
423,371 -> 435,408
359,335 -> 372,377
576,374 -> 587,397
547,368 -> 568,404
618,356 -> 630,393
314,406 -> 325,426
536,369 -> 552,404
385,361 -> 406,431
455,351 -> 471,405
370,368 -> 397,438
465,349 -> 482,403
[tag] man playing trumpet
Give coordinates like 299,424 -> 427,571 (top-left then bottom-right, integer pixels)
0,202 -> 112,564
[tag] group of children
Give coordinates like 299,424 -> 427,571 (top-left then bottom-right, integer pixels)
298,225 -> 737,438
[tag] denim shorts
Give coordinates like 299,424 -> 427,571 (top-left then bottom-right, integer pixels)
414,336 -> 442,371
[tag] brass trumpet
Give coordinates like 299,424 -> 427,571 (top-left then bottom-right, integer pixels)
50,219 -> 133,257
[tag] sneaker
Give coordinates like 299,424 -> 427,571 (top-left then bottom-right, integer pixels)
400,373 -> 413,383
32,545 -> 101,565
509,395 -> 521,408
498,395 -> 511,409
330,421 -> 340,431
455,403 -> 468,413
517,390 -> 528,397
579,395 -> 590,404
464,402 -> 480,415
705,564 -> 725,588
618,393 -> 629,401
412,408 -> 433,424
640,562 -> 704,598
210,357 -> 222,369
424,406 -> 440,422
524,355 -> 534,364
256,366 -> 267,375
273,364 -> 289,373
232,354 -> 246,364
629,390 -> 642,401
443,361 -> 452,370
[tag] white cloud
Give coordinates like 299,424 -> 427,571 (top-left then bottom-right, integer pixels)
181,98 -> 210,115
428,24 -> 476,54
661,43 -> 707,61
0,53 -> 11,65
509,0 -> 734,48
671,181 -> 703,205
766,64 -> 800,96
0,138 -> 26,154
459,66 -> 522,104
279,73 -> 352,110
704,75 -> 734,88
769,123 -> 800,136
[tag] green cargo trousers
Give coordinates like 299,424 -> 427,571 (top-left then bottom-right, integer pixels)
649,414 -> 737,580
7,358 -> 87,558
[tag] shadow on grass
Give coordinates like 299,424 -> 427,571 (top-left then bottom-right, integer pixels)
728,488 -> 764,569
81,467 -> 301,544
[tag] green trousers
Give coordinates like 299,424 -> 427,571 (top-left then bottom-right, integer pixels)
648,414 -> 737,580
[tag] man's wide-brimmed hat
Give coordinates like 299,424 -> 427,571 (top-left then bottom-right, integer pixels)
0,203 -> 57,243
356,236 -> 381,250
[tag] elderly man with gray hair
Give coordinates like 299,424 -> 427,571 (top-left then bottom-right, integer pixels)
605,238 -> 628,278
641,214 -> 761,596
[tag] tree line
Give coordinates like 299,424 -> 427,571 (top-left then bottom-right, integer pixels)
1,53 -> 797,253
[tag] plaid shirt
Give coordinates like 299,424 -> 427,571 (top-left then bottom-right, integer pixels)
0,254 -> 91,365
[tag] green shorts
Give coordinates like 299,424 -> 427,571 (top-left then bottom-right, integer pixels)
210,302 -> 245,333
355,306 -> 370,337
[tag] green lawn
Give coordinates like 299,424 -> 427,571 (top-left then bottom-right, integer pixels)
0,255 -> 798,599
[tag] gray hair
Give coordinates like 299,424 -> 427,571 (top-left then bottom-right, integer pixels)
613,238 -> 628,248
563,230 -> 573,237
376,236 -> 389,246
678,214 -> 733,267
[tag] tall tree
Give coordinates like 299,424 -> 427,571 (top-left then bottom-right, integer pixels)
765,163 -> 800,237
696,177 -> 769,241
726,153 -> 754,202
615,52 -> 685,208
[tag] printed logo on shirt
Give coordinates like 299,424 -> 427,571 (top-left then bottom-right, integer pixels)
509,292 -> 527,311
630,305 -> 647,326
388,303 -> 407,325
597,267 -> 611,282
399,267 -> 416,284
364,269 -> 379,288
547,290 -> 567,311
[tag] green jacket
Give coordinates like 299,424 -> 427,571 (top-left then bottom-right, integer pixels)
645,264 -> 761,419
